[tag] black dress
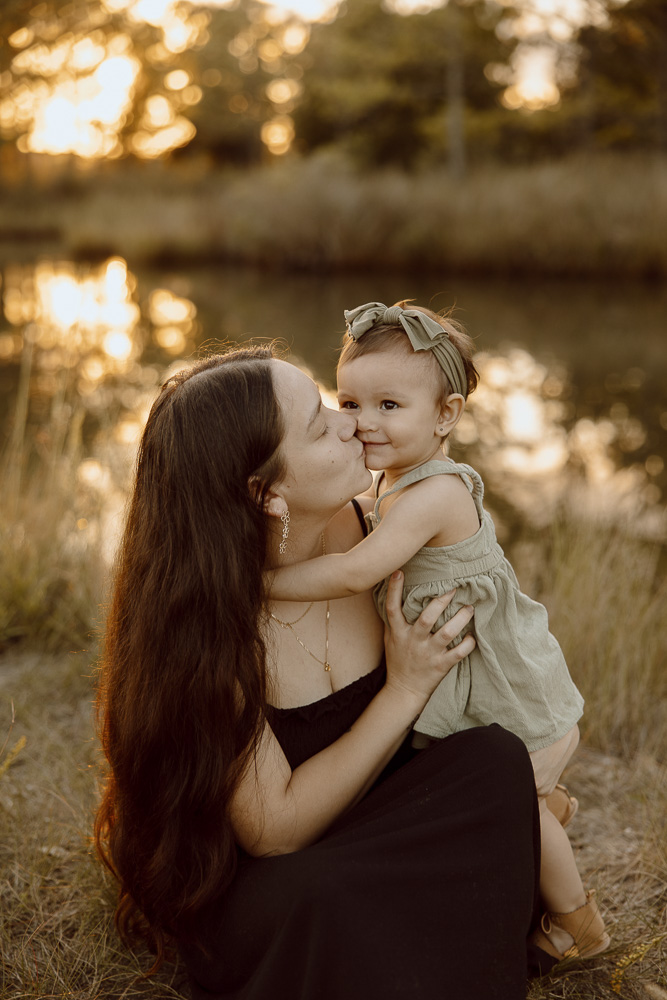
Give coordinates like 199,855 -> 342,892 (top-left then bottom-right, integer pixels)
182,664 -> 546,1000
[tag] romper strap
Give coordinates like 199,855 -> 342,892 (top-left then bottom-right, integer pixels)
373,460 -> 485,522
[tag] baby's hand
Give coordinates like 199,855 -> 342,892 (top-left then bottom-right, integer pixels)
264,565 -> 296,601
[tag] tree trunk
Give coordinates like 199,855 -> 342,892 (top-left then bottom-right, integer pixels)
446,4 -> 466,178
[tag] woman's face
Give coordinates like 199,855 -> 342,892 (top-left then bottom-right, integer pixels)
271,359 -> 372,515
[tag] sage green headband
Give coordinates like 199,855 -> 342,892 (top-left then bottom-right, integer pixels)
343,301 -> 468,398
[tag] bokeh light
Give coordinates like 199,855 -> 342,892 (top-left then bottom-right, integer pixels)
261,115 -> 295,155
503,46 -> 560,111
0,1 -> 210,159
1,257 -> 142,371
149,287 -> 197,355
458,347 -> 659,525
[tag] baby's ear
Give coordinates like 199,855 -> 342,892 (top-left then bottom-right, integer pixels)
436,394 -> 465,438
248,476 -> 288,518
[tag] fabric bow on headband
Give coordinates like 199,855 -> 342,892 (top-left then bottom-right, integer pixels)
343,301 -> 468,398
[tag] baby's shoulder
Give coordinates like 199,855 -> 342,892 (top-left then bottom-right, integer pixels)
392,467 -> 479,545
388,468 -> 474,522
408,466 -> 475,504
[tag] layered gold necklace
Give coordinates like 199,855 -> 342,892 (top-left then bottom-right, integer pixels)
270,533 -> 331,672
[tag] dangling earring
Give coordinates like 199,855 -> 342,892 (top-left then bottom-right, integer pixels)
279,509 -> 290,554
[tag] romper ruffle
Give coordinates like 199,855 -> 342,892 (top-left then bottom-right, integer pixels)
368,460 -> 584,752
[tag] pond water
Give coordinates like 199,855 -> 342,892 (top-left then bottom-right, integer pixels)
1,254 -> 666,548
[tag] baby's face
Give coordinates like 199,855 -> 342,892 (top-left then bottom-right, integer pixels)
336,350 -> 445,478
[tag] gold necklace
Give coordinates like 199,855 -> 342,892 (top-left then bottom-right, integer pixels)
269,602 -> 314,627
270,533 -> 331,672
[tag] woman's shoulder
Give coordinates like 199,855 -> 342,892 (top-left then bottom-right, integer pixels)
327,498 -> 371,550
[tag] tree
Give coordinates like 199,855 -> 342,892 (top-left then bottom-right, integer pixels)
182,2 -> 310,164
291,0 -> 513,170
573,0 -> 667,150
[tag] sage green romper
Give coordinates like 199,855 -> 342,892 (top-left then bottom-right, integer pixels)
369,460 -> 584,751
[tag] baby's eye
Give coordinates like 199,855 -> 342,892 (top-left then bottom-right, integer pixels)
380,400 -> 399,411
339,400 -> 359,410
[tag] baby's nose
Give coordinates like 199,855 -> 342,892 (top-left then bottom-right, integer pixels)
354,408 -> 376,432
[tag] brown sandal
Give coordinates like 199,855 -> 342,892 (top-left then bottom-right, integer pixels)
531,889 -> 610,961
545,783 -> 579,828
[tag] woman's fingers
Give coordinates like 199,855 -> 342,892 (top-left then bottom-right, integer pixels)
384,570 -> 407,630
386,574 -> 475,644
413,589 -> 460,633
384,579 -> 476,703
436,603 -> 475,643
446,631 -> 476,661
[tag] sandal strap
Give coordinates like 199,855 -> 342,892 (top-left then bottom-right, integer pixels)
533,890 -> 610,961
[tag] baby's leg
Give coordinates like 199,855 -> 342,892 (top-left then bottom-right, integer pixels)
530,725 -> 580,798
530,727 -> 610,958
531,726 -> 584,914
538,796 -> 586,914
536,798 -> 609,958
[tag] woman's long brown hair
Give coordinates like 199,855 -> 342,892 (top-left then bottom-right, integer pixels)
95,347 -> 285,967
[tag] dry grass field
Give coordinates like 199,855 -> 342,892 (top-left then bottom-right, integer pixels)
2,152 -> 667,278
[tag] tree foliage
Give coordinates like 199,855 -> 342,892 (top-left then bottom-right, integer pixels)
291,0 -> 512,168
575,0 -> 667,150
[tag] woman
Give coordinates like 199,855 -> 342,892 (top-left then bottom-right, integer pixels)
95,347 -> 548,1000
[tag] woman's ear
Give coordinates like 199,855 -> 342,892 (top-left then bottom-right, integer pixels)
436,394 -> 465,438
248,476 -> 288,518
264,493 -> 288,519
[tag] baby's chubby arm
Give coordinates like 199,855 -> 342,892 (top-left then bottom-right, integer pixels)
267,476 -> 474,602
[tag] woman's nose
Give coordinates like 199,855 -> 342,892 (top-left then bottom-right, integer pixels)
336,409 -> 358,440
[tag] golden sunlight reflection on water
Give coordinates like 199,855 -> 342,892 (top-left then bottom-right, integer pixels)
3,258 -> 141,365
459,350 -> 662,532
1,256 -> 665,564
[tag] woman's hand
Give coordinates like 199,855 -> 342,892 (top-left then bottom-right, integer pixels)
384,571 -> 475,706
231,571 -> 475,856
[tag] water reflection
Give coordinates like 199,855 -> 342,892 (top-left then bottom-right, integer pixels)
1,256 -> 665,560
454,349 -> 663,535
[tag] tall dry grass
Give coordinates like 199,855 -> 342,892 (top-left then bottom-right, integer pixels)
0,654 -> 191,999
511,515 -> 667,764
513,518 -> 667,998
210,152 -> 667,278
0,346 -> 109,655
3,152 -> 667,277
